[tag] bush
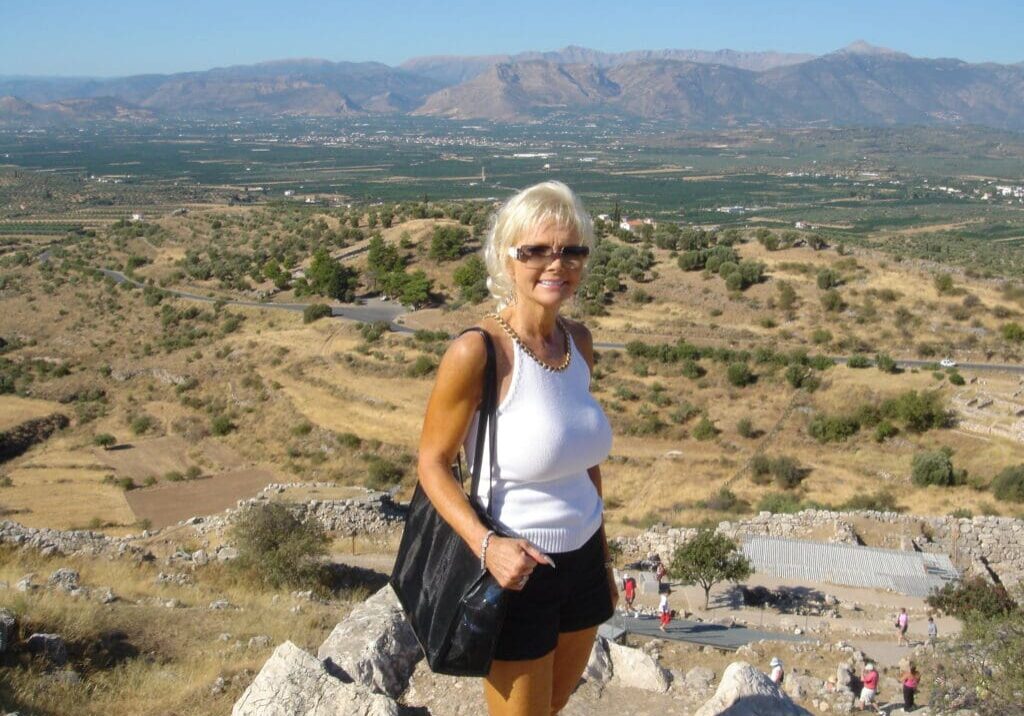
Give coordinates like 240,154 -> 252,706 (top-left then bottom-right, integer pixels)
726,362 -> 754,387
991,465 -> 1024,502
757,492 -> 803,514
811,328 -> 832,345
785,364 -> 819,391
211,414 -> 235,436
927,577 -> 1017,620
881,390 -> 949,433
770,456 -> 805,489
698,488 -> 743,512
228,502 -> 329,591
407,355 -> 437,378
808,413 -> 860,443
303,303 -> 332,323
1002,322 -> 1024,343
820,289 -> 844,312
948,371 -> 965,385
846,354 -> 871,369
875,353 -> 898,373
130,414 -> 155,435
911,449 -> 964,487
691,416 -> 719,441
737,417 -> 756,438
873,420 -> 898,442
365,456 -> 405,489
93,433 -> 117,449
842,489 -> 901,512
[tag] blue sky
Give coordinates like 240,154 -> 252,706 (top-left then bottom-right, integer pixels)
3,0 -> 1023,77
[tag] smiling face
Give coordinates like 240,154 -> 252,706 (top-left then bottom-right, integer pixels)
509,221 -> 584,311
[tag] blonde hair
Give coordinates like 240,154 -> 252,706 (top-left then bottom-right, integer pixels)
483,181 -> 595,308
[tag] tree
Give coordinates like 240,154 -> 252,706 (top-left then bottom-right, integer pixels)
991,465 -> 1024,502
727,362 -> 753,387
429,225 -> 469,262
669,530 -> 753,609
93,433 -> 116,450
305,249 -> 358,302
911,449 -> 962,487
453,255 -> 489,304
397,270 -> 433,307
366,236 -> 403,288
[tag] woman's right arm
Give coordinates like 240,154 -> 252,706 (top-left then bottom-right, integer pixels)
416,331 -> 546,590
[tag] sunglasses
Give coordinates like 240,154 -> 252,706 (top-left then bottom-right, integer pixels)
507,244 -> 590,268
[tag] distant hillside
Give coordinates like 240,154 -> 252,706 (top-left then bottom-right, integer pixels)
0,96 -> 154,124
417,43 -> 1024,128
400,44 -> 815,85
3,43 -> 1024,129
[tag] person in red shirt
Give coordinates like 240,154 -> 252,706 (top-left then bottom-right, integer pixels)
623,574 -> 637,616
859,663 -> 880,713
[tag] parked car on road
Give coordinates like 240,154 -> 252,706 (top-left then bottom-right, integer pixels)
940,357 -> 957,368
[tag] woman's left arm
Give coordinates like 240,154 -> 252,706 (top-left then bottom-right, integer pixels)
570,318 -> 619,608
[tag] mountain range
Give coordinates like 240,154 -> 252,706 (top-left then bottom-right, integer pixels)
3,42 -> 1024,130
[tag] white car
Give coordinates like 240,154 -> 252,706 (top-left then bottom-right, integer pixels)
939,358 -> 957,368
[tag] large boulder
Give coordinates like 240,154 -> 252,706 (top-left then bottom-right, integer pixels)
695,661 -> 811,716
0,609 -> 17,653
232,641 -> 398,716
606,640 -> 670,693
26,633 -> 67,666
317,584 -> 421,698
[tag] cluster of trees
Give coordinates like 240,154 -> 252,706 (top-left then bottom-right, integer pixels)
577,241 -> 655,315
365,236 -> 434,307
678,244 -> 765,291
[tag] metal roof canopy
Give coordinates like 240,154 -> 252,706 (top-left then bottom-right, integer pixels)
741,535 -> 959,598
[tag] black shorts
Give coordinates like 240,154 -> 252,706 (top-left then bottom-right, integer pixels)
493,528 -> 614,661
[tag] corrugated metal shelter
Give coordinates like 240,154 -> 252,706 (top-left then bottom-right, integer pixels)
741,535 -> 959,597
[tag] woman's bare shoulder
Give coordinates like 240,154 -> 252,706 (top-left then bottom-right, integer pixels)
561,316 -> 594,360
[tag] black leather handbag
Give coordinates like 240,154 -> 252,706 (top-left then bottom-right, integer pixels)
390,328 -> 507,676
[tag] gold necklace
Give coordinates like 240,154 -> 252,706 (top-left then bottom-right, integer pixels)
488,312 -> 571,372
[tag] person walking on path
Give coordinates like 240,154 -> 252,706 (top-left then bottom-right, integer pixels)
896,607 -> 910,646
655,560 -> 667,586
415,181 -> 617,716
900,663 -> 920,711
769,657 -> 784,686
623,574 -> 637,616
658,588 -> 672,632
859,663 -> 880,713
926,616 -> 938,646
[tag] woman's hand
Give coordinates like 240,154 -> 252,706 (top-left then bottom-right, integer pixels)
484,536 -> 547,590
606,566 -> 619,610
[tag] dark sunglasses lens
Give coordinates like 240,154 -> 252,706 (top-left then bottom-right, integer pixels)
562,246 -> 590,258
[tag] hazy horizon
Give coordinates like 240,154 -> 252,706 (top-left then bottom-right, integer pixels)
3,0 -> 1022,77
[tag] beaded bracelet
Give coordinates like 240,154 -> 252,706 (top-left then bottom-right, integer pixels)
480,530 -> 496,571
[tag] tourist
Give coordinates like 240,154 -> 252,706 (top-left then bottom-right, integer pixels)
623,573 -> 637,616
900,663 -> 920,711
659,588 -> 672,632
416,181 -> 616,716
655,559 -> 667,585
926,615 -> 938,646
896,607 -> 909,646
769,656 -> 785,686
859,663 -> 880,713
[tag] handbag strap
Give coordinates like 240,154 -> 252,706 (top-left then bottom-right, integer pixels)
457,327 -> 498,518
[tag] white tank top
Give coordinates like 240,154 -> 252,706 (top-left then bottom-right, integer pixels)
464,332 -> 612,553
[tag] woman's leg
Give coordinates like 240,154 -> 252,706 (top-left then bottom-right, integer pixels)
484,652 -> 554,716
549,626 -> 599,715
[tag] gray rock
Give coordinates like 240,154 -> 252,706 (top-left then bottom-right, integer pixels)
607,640 -> 670,693
97,587 -> 117,604
686,666 -> 717,690
26,633 -> 68,666
209,599 -> 234,610
0,609 -> 16,653
232,640 -> 398,716
695,661 -> 811,716
317,584 -> 421,698
217,546 -> 239,562
248,635 -> 273,649
582,636 -> 612,684
48,568 -> 80,592
15,575 -> 35,592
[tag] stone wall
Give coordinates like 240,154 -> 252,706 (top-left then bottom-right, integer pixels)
613,509 -> 1024,589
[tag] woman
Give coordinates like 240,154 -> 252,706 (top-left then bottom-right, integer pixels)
900,663 -> 919,711
658,588 -> 672,632
417,181 -> 617,715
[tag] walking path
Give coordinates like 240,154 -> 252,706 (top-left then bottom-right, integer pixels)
607,611 -> 810,650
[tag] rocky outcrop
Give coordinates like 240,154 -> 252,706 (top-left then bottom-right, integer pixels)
607,639 -> 671,692
0,521 -> 148,560
583,636 -> 613,684
316,584 -> 421,697
695,661 -> 811,716
231,641 -> 399,716
0,412 -> 69,462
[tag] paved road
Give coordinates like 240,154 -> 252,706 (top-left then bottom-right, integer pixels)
606,612 -> 810,651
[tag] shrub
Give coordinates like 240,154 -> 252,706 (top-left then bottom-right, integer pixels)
757,492 -> 803,514
750,454 -> 772,484
770,456 -> 805,489
726,362 -> 753,387
698,488 -> 742,512
303,303 -> 332,324
1002,322 -> 1024,343
669,402 -> 700,424
407,355 -> 437,378
842,489 -> 901,512
185,465 -> 202,480
873,420 -> 898,442
820,289 -> 844,312
93,433 -> 117,449
846,354 -> 871,369
927,577 -> 1017,620
453,255 -> 488,303
911,449 -> 963,487
691,416 -> 719,441
875,353 -> 898,373
228,502 -> 329,591
365,456 -> 405,489
991,465 -> 1024,502
358,321 -> 390,343
811,328 -> 832,345
882,390 -> 949,432
291,421 -> 314,436
211,414 -> 235,436
808,413 -> 860,443
948,371 -> 966,385
817,268 -> 840,290
933,272 -> 956,295
737,418 -> 756,438
337,432 -> 362,449
164,470 -> 184,482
